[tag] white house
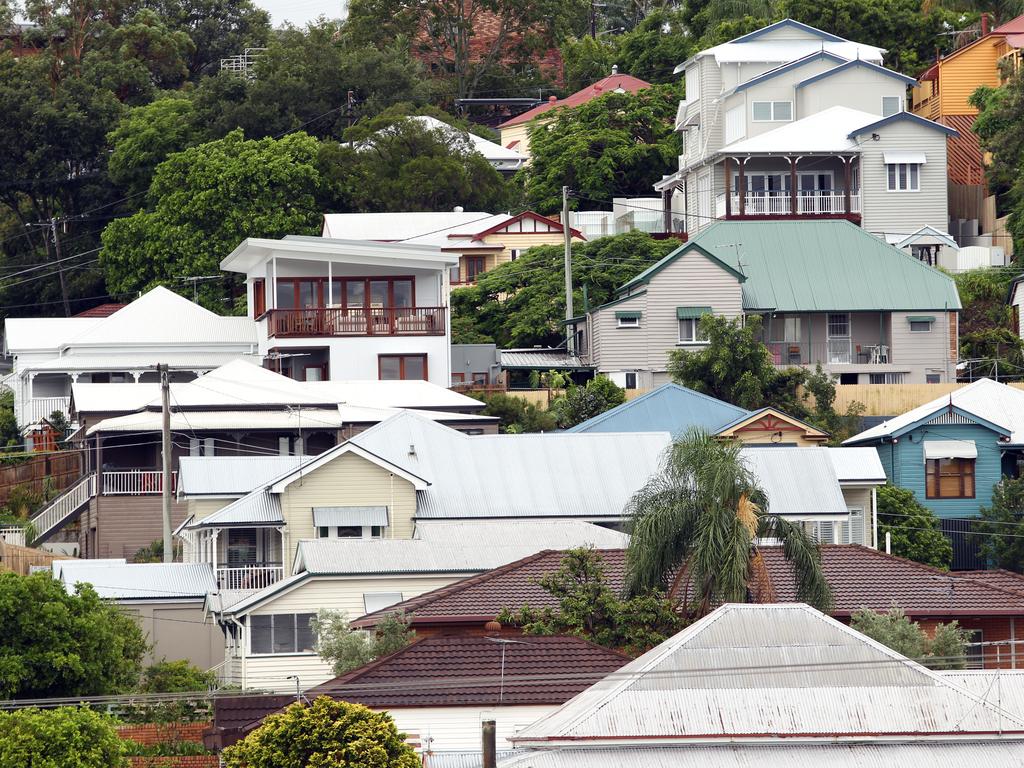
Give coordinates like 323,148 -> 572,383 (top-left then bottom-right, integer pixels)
219,236 -> 457,387
2,286 -> 259,431
655,19 -> 957,254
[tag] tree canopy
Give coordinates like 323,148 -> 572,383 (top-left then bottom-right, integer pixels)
0,707 -> 127,768
851,607 -> 969,669
0,572 -> 147,699
976,475 -> 1024,573
876,485 -> 953,569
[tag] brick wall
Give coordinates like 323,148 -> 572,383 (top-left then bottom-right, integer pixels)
127,757 -> 219,768
118,722 -> 211,746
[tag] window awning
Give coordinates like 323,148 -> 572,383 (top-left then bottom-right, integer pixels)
907,316 -> 936,323
313,506 -> 388,527
883,151 -> 926,165
923,440 -> 977,460
615,311 -> 642,320
677,306 -> 712,319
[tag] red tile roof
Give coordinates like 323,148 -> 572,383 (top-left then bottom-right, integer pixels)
498,73 -> 651,128
993,13 -> 1024,34
74,302 -> 127,317
354,549 -> 627,629
306,634 -> 629,708
761,545 -> 1024,616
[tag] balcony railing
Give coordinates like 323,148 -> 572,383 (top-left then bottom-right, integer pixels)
767,341 -> 892,367
24,396 -> 71,425
728,191 -> 861,216
267,307 -> 445,338
216,563 -> 284,590
102,470 -> 177,495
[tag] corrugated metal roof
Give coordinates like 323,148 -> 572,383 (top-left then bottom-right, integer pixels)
940,670 -> 1024,719
87,408 -> 345,435
690,220 -> 962,312
424,751 -> 521,768
567,383 -> 749,435
322,211 -> 501,241
822,447 -> 887,482
179,456 -> 314,496
512,603 -> 1024,745
54,561 -> 215,599
188,493 -> 283,527
350,412 -> 672,520
313,506 -> 388,526
27,353 -> 259,371
499,349 -> 591,370
4,317 -> 100,353
414,521 -> 629,550
498,743 -> 1024,767
847,378 -> 1024,444
740,447 -> 848,516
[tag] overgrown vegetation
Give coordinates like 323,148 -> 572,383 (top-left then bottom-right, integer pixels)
976,475 -> 1024,573
851,607 -> 970,669
0,707 -> 128,768
876,485 -> 953,570
471,392 -> 558,433
549,376 -> 626,429
138,659 -> 217,693
313,610 -> 414,676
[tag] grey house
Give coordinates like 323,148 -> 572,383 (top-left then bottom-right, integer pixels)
572,219 -> 961,389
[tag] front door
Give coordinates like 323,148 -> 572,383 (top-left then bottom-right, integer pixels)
827,313 -> 851,364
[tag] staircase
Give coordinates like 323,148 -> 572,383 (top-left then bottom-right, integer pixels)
29,473 -> 96,544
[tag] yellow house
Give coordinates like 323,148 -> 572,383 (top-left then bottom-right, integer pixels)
322,211 -> 584,286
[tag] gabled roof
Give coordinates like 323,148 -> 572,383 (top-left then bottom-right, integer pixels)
511,603 -> 1024,745
850,110 -> 960,138
220,235 -> 457,274
74,303 -> 126,318
566,383 -> 749,435
733,51 -> 848,92
822,447 -> 887,483
795,58 -> 917,89
178,456 -> 315,497
305,634 -> 630,708
401,116 -> 526,168
715,407 -> 829,441
730,18 -> 845,44
185,492 -> 283,529
845,378 -> 1023,444
740,447 -> 848,516
892,225 -> 960,250
617,241 -> 746,293
498,73 -> 651,127
54,560 -> 216,600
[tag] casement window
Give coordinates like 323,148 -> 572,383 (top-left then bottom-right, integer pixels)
464,256 -> 486,283
378,354 -> 427,380
925,457 -> 976,499
751,101 -> 793,122
908,315 -> 934,332
616,311 -> 641,328
509,249 -> 520,262
317,525 -> 383,539
677,307 -> 711,344
363,592 -> 404,614
881,95 -> 903,117
250,613 -> 316,654
887,163 -> 920,191
275,277 -> 415,310
252,278 -> 266,317
189,437 -> 215,457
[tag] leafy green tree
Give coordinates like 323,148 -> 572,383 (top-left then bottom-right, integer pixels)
851,607 -> 969,669
499,548 -> 681,656
100,130 -> 327,310
0,572 -> 147,698
470,392 -> 558,433
0,391 -> 20,448
452,230 -> 678,348
0,707 -> 128,768
951,265 -> 1024,378
550,375 -> 626,428
625,428 -> 833,618
976,475 -> 1024,572
614,8 -> 693,84
877,485 -> 953,569
313,610 -> 414,676
138,659 -> 217,692
559,36 -> 617,92
523,83 -> 680,214
223,696 -> 420,768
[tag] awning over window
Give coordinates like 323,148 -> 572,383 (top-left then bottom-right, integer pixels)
907,316 -> 936,323
313,506 -> 388,527
883,151 -> 926,165
923,440 -> 977,460
677,306 -> 712,319
615,311 -> 642,320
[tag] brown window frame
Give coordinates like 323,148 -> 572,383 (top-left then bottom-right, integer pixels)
253,278 -> 266,317
464,256 -> 486,283
925,457 -> 976,499
275,276 -> 416,310
378,354 -> 428,381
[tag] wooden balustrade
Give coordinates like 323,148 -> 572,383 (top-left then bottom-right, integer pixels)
267,307 -> 445,338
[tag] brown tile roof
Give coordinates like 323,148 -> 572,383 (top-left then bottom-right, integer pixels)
761,545 -> 1024,616
305,634 -> 629,708
498,74 -> 652,127
204,694 -> 297,750
353,549 -> 627,629
74,302 -> 127,317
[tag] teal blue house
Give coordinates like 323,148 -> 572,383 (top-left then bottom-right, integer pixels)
844,378 -> 1024,567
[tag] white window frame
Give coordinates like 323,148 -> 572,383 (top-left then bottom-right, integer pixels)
316,524 -> 384,539
751,101 -> 793,122
678,318 -> 709,345
248,613 -> 317,656
363,592 -> 404,614
617,316 -> 640,328
887,163 -> 920,192
881,95 -> 902,117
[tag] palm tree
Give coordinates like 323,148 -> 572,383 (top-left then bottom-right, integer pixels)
625,428 -> 833,619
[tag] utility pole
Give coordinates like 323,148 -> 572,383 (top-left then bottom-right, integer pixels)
49,218 -> 71,317
562,185 -> 574,354
160,364 -> 173,563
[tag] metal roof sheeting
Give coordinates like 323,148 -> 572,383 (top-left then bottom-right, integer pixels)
414,521 -> 629,550
512,603 -> 1024,745
54,561 -> 215,599
313,506 -> 388,527
188,493 -> 283,528
567,383 -> 749,435
739,448 -> 848,516
822,447 -> 887,482
179,456 -> 314,496
940,671 -> 1024,719
499,349 -> 592,370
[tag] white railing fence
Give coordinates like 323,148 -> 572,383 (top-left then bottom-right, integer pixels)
0,525 -> 26,547
730,191 -> 862,216
216,564 -> 284,591
30,473 -> 96,542
24,396 -> 71,426
101,470 -> 177,495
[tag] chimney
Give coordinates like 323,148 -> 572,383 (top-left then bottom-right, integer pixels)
482,720 -> 497,768
982,12 -> 990,36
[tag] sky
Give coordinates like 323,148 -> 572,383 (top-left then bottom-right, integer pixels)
256,0 -> 347,27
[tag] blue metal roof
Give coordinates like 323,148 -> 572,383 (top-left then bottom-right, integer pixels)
734,51 -> 848,93
567,383 -> 749,435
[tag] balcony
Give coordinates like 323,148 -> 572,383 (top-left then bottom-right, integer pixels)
24,396 -> 71,425
726,191 -> 861,218
102,470 -> 177,495
767,341 -> 892,367
216,563 -> 284,590
267,307 -> 445,338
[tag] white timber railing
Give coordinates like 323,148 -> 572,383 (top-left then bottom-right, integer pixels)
0,525 -> 26,547
729,191 -> 862,216
216,564 -> 284,591
23,396 -> 71,426
30,473 -> 96,542
102,470 -> 177,495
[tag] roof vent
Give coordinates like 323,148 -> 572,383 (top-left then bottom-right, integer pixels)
453,205 -> 464,213
408,444 -> 417,456
484,620 -> 502,633
611,64 -> 618,74
548,95 -> 557,103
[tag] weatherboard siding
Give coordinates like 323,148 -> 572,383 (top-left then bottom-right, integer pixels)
937,37 -> 1004,116
388,705 -> 554,751
280,452 -> 418,574
797,67 -> 905,117
589,293 -> 649,372
859,123 -> 948,237
189,498 -> 232,521
84,496 -> 190,560
890,311 -> 955,382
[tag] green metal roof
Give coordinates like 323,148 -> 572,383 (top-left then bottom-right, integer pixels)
618,221 -> 961,313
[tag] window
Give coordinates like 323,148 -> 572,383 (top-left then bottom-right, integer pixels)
827,313 -> 850,337
908,316 -> 934,333
464,256 -> 486,283
965,629 -> 984,668
471,372 -> 489,386
363,592 -> 404,614
751,101 -> 792,122
881,95 -> 902,117
379,354 -> 427,381
275,276 -> 415,310
509,249 -> 520,262
869,373 -> 905,384
617,315 -> 640,328
227,529 -> 258,565
250,613 -> 316,654
926,458 -> 976,499
317,525 -> 383,539
678,318 -> 709,344
684,67 -> 699,102
624,372 -> 637,390
783,317 -> 801,343
926,373 -> 941,384
451,372 -> 466,385
253,278 -> 266,317
887,163 -> 920,192
725,104 -> 745,143
190,437 -> 215,457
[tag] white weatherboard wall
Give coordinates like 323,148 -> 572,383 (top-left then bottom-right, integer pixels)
798,68 -> 906,116
390,706 -> 553,752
